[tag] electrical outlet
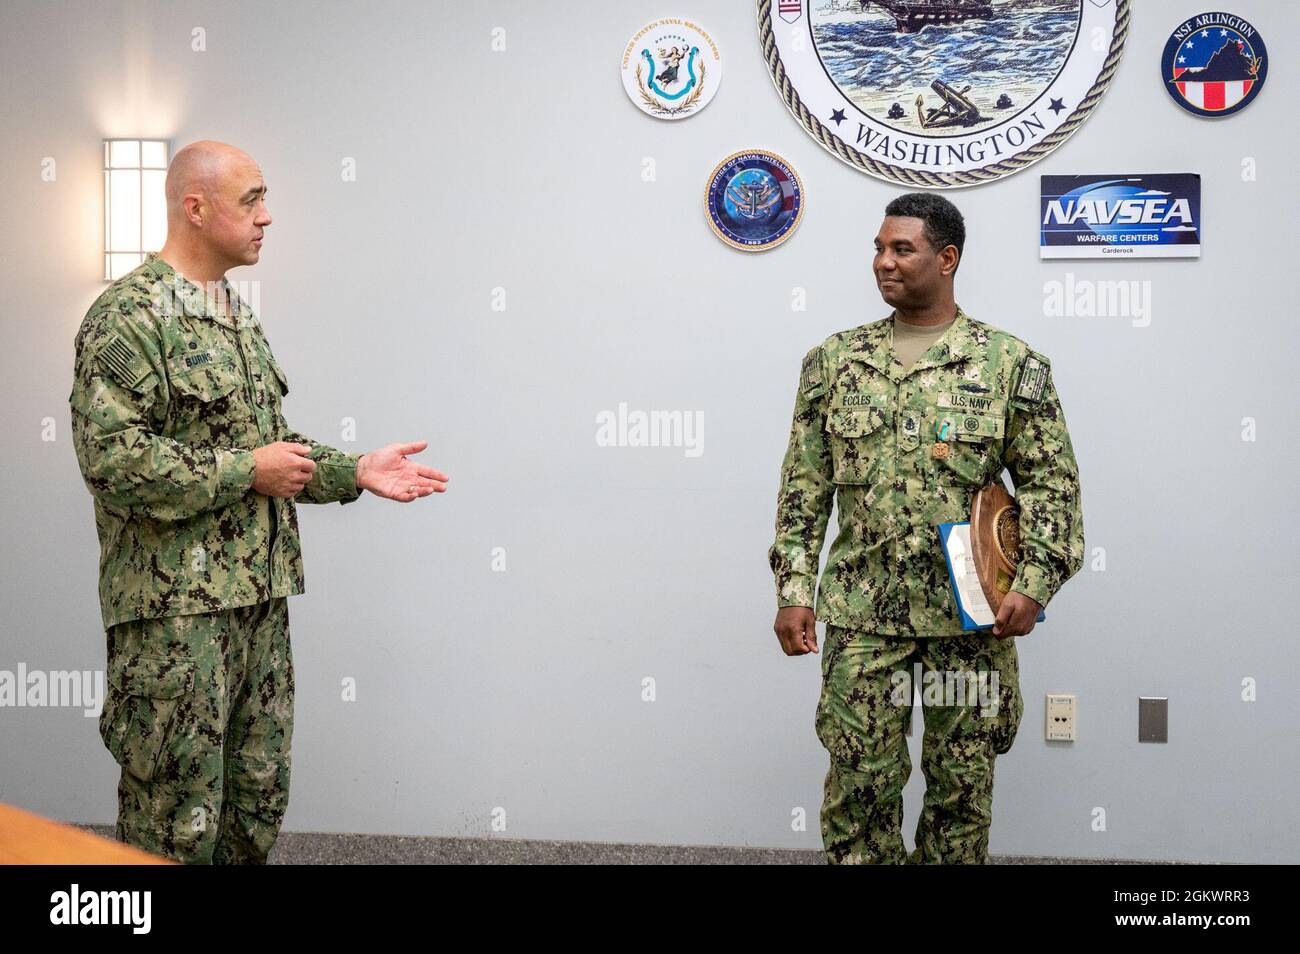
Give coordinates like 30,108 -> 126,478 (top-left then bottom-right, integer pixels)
1046,693 -> 1076,741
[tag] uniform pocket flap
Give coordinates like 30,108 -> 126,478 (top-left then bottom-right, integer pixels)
117,656 -> 195,699
828,406 -> 888,438
946,411 -> 1004,441
168,362 -> 241,402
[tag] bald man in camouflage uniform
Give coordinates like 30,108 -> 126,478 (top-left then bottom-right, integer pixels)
769,193 -> 1084,864
71,140 -> 449,864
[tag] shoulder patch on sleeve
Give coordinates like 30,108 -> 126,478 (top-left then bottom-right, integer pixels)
95,333 -> 153,391
1013,350 -> 1050,404
800,347 -> 825,397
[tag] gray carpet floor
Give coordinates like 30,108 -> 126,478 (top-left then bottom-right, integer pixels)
77,825 -> 1185,864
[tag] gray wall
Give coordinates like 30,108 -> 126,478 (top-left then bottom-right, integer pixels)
1,0 -> 1295,862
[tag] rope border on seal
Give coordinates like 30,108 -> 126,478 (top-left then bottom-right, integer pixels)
757,0 -> 1130,189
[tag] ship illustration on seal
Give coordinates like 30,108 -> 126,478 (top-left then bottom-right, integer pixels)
857,0 -> 993,34
807,0 -> 1084,137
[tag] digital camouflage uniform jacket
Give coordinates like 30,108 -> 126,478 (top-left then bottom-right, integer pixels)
769,306 -> 1084,637
70,253 -> 361,629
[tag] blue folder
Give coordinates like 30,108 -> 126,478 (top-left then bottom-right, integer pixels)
937,521 -> 1046,632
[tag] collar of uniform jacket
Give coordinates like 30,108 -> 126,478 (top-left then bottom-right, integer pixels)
843,305 -> 985,383
142,251 -> 258,331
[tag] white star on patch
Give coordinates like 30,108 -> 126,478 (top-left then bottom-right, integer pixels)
1201,29 -> 1209,38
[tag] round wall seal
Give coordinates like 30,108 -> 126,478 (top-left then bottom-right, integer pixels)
621,18 -> 723,120
704,150 -> 804,251
1161,11 -> 1266,118
757,0 -> 1130,188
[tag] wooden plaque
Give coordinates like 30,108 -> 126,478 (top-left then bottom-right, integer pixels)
969,482 -> 1024,616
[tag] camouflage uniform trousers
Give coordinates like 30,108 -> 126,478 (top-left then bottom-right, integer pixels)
98,597 -> 294,864
816,624 -> 1024,864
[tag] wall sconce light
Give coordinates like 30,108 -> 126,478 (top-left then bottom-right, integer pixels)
103,139 -> 169,281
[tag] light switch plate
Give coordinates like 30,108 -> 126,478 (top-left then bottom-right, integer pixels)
1139,697 -> 1168,742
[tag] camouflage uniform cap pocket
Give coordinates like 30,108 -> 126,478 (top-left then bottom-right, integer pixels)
168,361 -> 241,403
827,406 -> 888,439
826,406 -> 890,485
114,655 -> 195,697
949,412 -> 1004,442
932,413 -> 996,486
989,647 -> 1024,756
102,656 -> 195,783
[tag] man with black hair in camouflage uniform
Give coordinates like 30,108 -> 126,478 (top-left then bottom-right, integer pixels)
769,192 -> 1084,864
71,140 -> 450,863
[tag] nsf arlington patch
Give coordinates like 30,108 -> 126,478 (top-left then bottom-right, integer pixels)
1161,11 -> 1266,118
704,150 -> 804,252
621,18 -> 722,120
757,0 -> 1130,188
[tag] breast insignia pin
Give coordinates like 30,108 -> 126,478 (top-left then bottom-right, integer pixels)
932,418 -> 952,457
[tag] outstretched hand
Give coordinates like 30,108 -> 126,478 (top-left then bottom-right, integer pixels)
355,441 -> 449,502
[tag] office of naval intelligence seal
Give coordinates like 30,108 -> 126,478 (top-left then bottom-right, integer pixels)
758,0 -> 1130,188
705,150 -> 804,251
621,18 -> 723,120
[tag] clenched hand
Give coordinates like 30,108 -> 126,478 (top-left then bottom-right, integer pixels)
252,442 -> 316,497
774,606 -> 819,656
992,590 -> 1042,640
